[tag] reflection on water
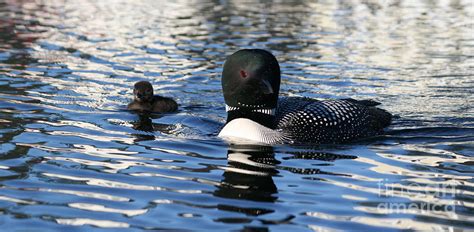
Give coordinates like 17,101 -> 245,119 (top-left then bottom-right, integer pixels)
216,145 -> 357,224
216,145 -> 279,205
0,0 -> 473,231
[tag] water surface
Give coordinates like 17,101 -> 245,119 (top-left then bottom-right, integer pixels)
0,0 -> 473,231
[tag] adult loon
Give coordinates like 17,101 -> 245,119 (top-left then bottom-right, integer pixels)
127,81 -> 178,113
218,49 -> 392,144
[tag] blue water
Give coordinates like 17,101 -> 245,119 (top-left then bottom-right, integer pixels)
1,0 -> 473,231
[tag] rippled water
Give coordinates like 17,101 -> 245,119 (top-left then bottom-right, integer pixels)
1,0 -> 473,230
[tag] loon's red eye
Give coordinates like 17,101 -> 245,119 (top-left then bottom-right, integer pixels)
239,70 -> 248,78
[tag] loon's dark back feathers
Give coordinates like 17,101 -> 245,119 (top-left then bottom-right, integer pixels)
276,97 -> 392,144
342,98 -> 381,107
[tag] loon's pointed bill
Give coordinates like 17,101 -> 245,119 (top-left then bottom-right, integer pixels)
218,49 -> 392,145
260,79 -> 274,95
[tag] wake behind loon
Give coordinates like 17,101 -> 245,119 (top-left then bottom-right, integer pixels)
218,49 -> 392,144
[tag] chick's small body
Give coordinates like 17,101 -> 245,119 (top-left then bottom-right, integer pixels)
128,81 -> 178,113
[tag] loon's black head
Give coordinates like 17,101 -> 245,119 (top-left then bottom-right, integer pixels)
133,81 -> 154,103
222,49 -> 280,111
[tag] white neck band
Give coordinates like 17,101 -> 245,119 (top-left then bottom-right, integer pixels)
225,104 -> 276,116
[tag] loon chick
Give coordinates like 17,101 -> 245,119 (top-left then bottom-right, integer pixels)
218,49 -> 392,144
127,81 -> 178,113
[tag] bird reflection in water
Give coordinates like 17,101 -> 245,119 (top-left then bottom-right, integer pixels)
216,145 -> 279,205
130,113 -> 176,141
214,144 -> 357,222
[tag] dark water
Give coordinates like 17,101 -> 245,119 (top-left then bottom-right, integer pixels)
1,0 -> 473,230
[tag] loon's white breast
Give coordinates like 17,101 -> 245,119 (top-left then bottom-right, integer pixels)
218,118 -> 287,144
